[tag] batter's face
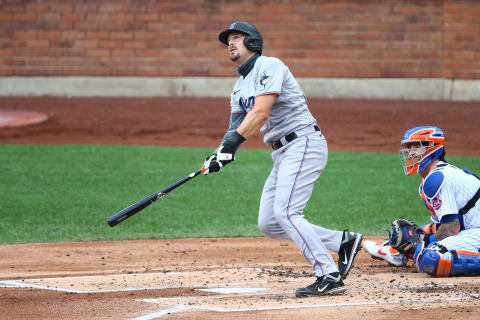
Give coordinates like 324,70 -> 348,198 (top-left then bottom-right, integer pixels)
227,32 -> 253,65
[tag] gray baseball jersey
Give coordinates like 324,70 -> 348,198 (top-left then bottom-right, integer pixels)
223,54 -> 344,277
225,56 -> 317,145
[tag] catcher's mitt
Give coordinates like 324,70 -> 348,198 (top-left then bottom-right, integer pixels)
388,218 -> 425,254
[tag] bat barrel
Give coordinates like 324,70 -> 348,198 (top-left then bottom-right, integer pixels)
107,192 -> 159,227
106,169 -> 202,227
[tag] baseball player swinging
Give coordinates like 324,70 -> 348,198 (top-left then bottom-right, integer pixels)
201,21 -> 363,296
363,126 -> 480,276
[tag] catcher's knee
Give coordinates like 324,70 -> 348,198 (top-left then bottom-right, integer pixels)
415,246 -> 450,276
415,244 -> 480,277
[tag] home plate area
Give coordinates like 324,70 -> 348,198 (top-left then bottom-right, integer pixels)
2,267 -> 480,318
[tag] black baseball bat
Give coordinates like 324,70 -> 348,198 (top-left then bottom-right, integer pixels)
107,169 -> 203,227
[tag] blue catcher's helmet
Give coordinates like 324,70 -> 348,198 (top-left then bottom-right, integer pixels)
400,126 -> 445,176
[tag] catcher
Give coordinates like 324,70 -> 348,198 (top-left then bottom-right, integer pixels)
364,126 -> 480,276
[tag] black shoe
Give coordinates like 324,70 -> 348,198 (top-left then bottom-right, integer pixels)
338,230 -> 363,279
295,272 -> 347,297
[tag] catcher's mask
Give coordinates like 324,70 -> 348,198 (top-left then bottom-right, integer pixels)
218,21 -> 263,55
399,126 -> 445,176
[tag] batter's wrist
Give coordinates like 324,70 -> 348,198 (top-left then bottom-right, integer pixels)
223,130 -> 246,153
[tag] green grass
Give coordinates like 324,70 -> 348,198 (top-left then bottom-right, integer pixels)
1,145 -> 479,244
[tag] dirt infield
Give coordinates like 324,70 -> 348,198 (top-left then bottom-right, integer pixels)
1,97 -> 480,319
0,97 -> 479,155
1,238 -> 480,319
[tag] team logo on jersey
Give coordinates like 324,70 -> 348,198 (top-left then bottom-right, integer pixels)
432,194 -> 442,210
239,96 -> 255,112
260,72 -> 270,88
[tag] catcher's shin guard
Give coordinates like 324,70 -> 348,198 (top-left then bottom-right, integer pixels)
415,244 -> 480,277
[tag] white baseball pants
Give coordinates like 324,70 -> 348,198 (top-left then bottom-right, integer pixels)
258,132 -> 342,276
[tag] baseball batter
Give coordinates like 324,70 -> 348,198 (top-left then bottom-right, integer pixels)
201,21 -> 363,296
364,126 -> 480,276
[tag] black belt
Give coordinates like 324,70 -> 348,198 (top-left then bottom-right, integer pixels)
271,125 -> 320,150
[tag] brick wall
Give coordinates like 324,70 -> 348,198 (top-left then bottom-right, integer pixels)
0,0 -> 479,78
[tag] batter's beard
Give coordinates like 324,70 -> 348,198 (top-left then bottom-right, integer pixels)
230,52 -> 240,62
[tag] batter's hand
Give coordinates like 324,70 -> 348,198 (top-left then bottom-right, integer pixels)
202,146 -> 235,175
216,144 -> 235,164
202,131 -> 245,175
202,153 -> 220,175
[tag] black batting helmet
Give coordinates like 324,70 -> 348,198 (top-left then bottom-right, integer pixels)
218,21 -> 263,55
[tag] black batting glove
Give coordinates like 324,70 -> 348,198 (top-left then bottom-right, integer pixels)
202,153 -> 219,175
202,131 -> 245,175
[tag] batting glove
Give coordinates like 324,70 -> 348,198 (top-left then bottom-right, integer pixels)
202,153 -> 220,175
202,131 -> 245,175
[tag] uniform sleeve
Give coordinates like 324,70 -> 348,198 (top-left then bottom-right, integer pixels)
221,112 -> 246,145
254,58 -> 285,97
215,87 -> 247,149
419,181 -> 436,215
431,180 -> 459,223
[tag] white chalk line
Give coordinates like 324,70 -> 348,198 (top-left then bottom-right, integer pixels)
2,268 -> 479,294
131,272 -> 480,319
2,268 -> 479,295
0,267 -> 307,293
2,268 -> 480,320
133,295 -> 477,320
1,267 -> 268,282
0,278 -> 304,294
0,280 -> 156,293
133,306 -> 190,320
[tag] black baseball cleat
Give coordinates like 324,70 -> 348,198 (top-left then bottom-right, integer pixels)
338,230 -> 363,279
295,272 -> 347,297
